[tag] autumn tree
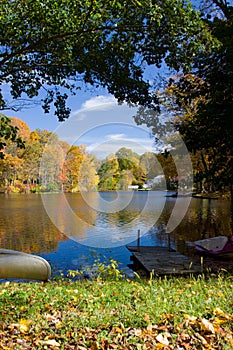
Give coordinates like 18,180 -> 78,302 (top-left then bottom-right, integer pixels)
117,170 -> 134,191
98,154 -> 120,191
139,152 -> 161,180
0,117 -> 30,189
156,152 -> 177,190
0,153 -> 23,190
10,118 -> 31,142
162,1 -> 233,195
63,145 -> 84,192
20,139 -> 42,187
96,147 -> 147,191
115,147 -> 138,188
133,1 -> 233,197
131,165 -> 146,188
115,147 -> 147,189
78,154 -> 99,192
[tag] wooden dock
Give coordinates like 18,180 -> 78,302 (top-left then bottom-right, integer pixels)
127,246 -> 202,275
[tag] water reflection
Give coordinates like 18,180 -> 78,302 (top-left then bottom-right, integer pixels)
162,198 -> 232,255
0,192 -> 232,274
0,194 -> 66,253
78,191 -> 165,248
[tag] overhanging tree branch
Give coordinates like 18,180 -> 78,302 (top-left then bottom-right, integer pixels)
0,0 -> 218,121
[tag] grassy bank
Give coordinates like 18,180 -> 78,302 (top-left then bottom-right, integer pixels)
0,272 -> 233,349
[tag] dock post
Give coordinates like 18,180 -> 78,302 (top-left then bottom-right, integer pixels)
137,229 -> 140,250
168,231 -> 171,251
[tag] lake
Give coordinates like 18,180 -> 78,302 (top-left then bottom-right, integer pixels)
0,191 -> 232,277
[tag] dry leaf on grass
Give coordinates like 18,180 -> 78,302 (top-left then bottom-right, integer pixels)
156,333 -> 170,346
40,339 -> 60,347
199,318 -> 215,334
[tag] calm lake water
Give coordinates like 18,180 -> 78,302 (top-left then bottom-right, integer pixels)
0,191 -> 232,277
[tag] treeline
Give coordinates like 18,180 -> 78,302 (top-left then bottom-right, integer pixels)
0,117 -> 97,193
0,117 -> 181,193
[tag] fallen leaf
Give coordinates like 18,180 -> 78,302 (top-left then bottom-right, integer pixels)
0,345 -> 12,350
144,314 -> 150,323
91,341 -> 99,350
156,344 -> 166,349
213,308 -> 225,316
194,332 -> 208,346
213,308 -> 233,320
146,324 -> 153,332
184,314 -> 197,322
41,339 -> 60,347
114,326 -> 123,334
134,328 -> 142,337
19,319 -> 32,333
179,332 -> 191,342
199,318 -> 215,334
10,319 -> 32,333
214,317 -> 228,325
156,333 -> 169,346
226,333 -> 233,347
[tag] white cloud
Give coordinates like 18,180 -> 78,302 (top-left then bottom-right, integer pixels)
80,95 -> 117,112
107,133 -> 125,140
85,133 -> 155,159
70,95 -> 121,121
55,94 -> 156,157
106,133 -> 154,148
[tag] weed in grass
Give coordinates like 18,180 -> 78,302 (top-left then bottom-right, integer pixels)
68,257 -> 124,281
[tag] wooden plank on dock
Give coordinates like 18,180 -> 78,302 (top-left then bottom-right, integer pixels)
127,246 -> 202,275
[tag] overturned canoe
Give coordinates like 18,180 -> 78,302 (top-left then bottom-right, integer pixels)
0,249 -> 51,281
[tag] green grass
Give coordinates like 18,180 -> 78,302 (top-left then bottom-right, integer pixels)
1,270 -> 233,349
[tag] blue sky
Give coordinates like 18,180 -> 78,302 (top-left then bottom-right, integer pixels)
3,87 -> 157,159
54,95 -> 158,158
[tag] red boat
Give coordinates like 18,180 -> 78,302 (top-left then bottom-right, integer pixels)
195,235 -> 233,258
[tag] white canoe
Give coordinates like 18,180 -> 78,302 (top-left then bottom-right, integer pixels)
0,249 -> 51,281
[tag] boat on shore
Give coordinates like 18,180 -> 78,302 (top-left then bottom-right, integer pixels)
194,235 -> 233,258
0,249 -> 51,281
192,193 -> 218,200
165,191 -> 194,198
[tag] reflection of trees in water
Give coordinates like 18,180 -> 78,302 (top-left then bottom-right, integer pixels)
231,204 -> 233,235
96,210 -> 139,229
145,198 -> 232,253
175,199 -> 232,241
152,200 -> 176,247
1,194 -> 231,256
0,194 -> 67,254
93,191 -> 150,228
0,215 -> 67,254
64,192 -> 97,241
0,192 -> 100,253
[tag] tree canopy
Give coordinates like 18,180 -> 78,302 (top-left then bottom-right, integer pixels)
0,0 -> 217,121
135,0 -> 233,195
167,1 -> 233,192
0,114 -> 25,158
